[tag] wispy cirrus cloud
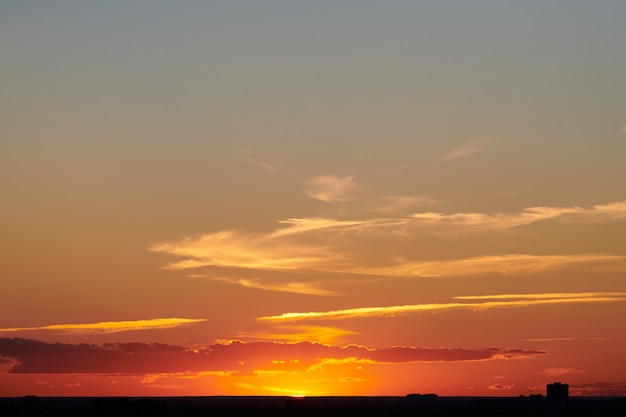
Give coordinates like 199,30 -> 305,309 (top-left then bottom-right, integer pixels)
238,148 -> 282,172
358,254 -> 624,277
210,277 -> 337,296
409,200 -> 626,232
0,318 -> 207,335
151,229 -> 334,272
372,195 -> 437,214
454,292 -> 626,301
0,338 -> 546,375
441,137 -> 492,161
524,337 -> 609,342
304,174 -> 358,203
540,368 -> 582,377
569,382 -> 626,397
258,292 -> 626,322
150,200 -> 626,292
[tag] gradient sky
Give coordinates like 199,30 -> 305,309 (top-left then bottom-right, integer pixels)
1,1 -> 626,397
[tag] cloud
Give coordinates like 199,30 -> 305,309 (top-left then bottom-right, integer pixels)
488,383 -> 515,390
569,382 -> 626,397
151,216 -> 368,273
338,377 -> 368,383
259,303 -> 469,322
524,337 -> 609,342
0,318 -> 208,335
0,338 -> 212,374
358,254 -> 625,278
454,292 -> 626,301
151,229 -> 336,272
238,148 -> 282,172
540,368 -> 582,377
409,200 -> 626,232
258,292 -> 626,322
237,325 -> 356,345
210,277 -> 337,296
304,174 -> 357,203
441,137 -> 491,161
0,338 -> 546,375
272,217 -> 367,238
372,195 -> 437,214
150,200 -> 626,290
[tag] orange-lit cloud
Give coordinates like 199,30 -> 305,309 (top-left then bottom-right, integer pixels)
151,217 -> 366,272
0,318 -> 208,334
356,254 -> 625,277
238,325 -> 356,344
210,277 -> 336,296
488,383 -> 515,390
259,303 -> 468,322
372,195 -> 437,214
523,337 -> 609,342
409,200 -> 626,232
454,292 -> 626,300
258,292 -> 626,322
151,200 -> 626,287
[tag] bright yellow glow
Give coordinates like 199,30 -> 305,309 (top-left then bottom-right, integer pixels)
238,325 -> 356,344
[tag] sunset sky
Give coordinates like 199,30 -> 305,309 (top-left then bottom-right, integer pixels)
1,1 -> 626,398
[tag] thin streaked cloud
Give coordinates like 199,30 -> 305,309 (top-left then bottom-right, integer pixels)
488,383 -> 515,390
357,254 -> 625,278
441,137 -> 492,161
455,292 -> 626,300
569,382 -> 626,397
0,318 -> 208,335
238,148 -> 282,172
524,337 -> 609,342
211,277 -> 337,296
151,228 -> 336,272
304,174 -> 358,203
409,200 -> 626,232
258,303 -> 470,322
540,368 -> 583,377
373,195 -> 437,214
271,217 -> 367,238
150,199 -> 626,291
258,292 -> 626,322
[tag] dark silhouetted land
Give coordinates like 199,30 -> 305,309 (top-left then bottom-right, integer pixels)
1,395 -> 625,417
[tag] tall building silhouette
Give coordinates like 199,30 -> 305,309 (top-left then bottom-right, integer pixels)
547,382 -> 569,407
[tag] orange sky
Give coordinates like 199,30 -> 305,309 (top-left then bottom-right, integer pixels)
1,1 -> 626,397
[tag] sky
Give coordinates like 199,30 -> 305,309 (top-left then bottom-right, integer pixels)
1,0 -> 626,398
